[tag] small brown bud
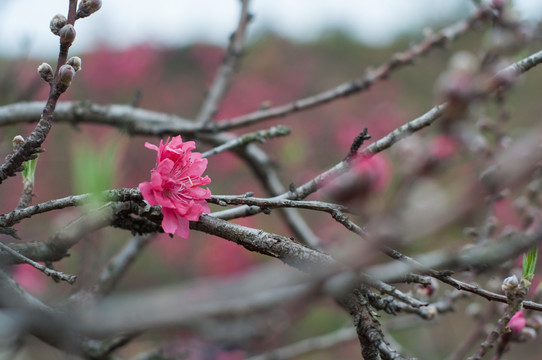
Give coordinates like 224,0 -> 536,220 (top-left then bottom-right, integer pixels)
50,14 -> 67,36
59,24 -> 76,45
12,135 -> 24,151
37,63 -> 54,83
67,56 -> 82,72
76,0 -> 102,19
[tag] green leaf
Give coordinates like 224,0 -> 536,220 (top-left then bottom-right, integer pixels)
522,244 -> 538,281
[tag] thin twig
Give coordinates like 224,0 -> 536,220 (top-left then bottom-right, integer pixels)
208,5 -> 495,132
212,47 -> 542,221
246,327 -> 357,360
331,209 -> 542,312
201,125 -> 290,158
202,132 -> 324,248
0,242 -> 76,284
16,179 -> 34,210
210,103 -> 445,221
94,234 -> 154,295
196,0 -> 251,125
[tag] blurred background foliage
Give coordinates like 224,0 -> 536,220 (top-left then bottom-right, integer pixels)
1,22 -> 542,359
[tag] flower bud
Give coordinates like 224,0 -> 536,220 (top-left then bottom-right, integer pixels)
423,305 -> 437,320
67,56 -> 82,72
501,274 -> 519,293
56,64 -> 76,93
509,310 -> 526,334
519,327 -> 537,341
59,64 -> 75,84
76,0 -> 102,19
50,14 -> 67,36
415,277 -> 439,300
37,62 -> 54,83
59,24 -> 76,45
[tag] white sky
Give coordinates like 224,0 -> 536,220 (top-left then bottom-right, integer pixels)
1,1 -> 541,59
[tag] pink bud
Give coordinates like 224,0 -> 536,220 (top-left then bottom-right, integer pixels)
49,14 -> 67,36
76,0 -> 102,19
509,310 -> 526,334
37,62 -> 54,83
59,24 -> 76,45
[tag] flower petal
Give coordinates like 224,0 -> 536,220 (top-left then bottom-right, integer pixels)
162,207 -> 190,239
161,207 -> 179,235
138,182 -> 157,206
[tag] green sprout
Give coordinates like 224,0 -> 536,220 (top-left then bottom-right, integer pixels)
22,156 -> 38,183
522,244 -> 538,281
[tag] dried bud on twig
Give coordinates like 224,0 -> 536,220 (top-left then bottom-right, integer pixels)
49,14 -> 67,36
67,56 -> 82,72
12,135 -> 24,151
37,63 -> 54,84
59,25 -> 76,45
76,0 -> 102,19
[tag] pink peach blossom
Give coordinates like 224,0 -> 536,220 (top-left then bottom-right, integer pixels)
139,136 -> 211,238
429,135 -> 458,161
351,153 -> 392,192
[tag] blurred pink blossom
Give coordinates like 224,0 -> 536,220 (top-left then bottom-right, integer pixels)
12,264 -> 46,295
509,310 -> 526,334
198,238 -> 256,276
351,154 -> 392,192
325,153 -> 392,203
81,45 -> 159,91
139,136 -> 211,238
429,135 -> 458,161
